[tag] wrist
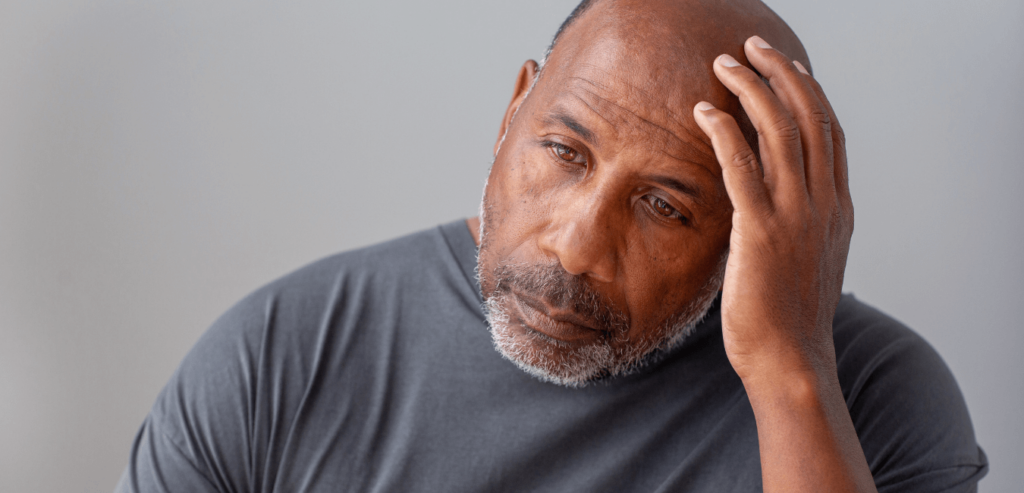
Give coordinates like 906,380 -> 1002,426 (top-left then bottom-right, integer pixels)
737,352 -> 847,421
741,366 -> 830,407
726,322 -> 838,383
738,356 -> 875,493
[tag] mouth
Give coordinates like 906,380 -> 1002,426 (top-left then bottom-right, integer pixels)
510,292 -> 603,343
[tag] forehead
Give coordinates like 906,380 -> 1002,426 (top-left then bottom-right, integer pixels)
544,62 -> 717,166
532,18 -> 732,173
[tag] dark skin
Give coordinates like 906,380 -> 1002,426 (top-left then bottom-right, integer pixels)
471,0 -> 870,491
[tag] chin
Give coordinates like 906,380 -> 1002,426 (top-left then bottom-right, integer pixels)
485,293 -> 613,387
483,287 -> 720,388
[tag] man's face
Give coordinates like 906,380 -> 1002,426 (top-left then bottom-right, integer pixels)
477,4 -> 739,386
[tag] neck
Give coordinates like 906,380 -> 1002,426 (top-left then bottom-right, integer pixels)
466,216 -> 481,246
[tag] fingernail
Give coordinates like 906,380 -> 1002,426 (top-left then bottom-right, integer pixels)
750,35 -> 772,50
717,54 -> 740,68
695,101 -> 715,112
793,60 -> 810,75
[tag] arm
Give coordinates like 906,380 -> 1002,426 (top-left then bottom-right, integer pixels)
693,35 -> 875,492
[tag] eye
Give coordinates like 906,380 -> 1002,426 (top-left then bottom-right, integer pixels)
548,143 -> 587,166
644,195 -> 689,225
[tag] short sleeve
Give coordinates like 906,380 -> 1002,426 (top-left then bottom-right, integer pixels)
115,415 -> 223,492
832,295 -> 988,492
115,288 -> 270,493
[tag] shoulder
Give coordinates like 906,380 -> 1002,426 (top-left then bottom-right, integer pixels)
831,295 -> 964,411
176,222 -> 479,393
831,295 -> 955,403
134,222 -> 478,490
179,223 -> 458,358
151,223 -> 458,401
831,295 -> 988,492
256,222 -> 464,302
216,221 -> 477,329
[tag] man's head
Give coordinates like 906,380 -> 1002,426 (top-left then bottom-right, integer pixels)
477,0 -> 807,386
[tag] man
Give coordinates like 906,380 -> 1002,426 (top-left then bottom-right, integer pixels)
116,0 -> 987,491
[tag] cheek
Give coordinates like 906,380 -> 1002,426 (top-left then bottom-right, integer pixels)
485,148 -> 560,252
620,227 -> 728,325
480,148 -> 560,297
500,149 -> 557,203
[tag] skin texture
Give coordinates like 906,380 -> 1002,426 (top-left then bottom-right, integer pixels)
473,0 -> 874,491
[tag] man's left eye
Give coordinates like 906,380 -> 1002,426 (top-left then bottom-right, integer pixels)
549,143 -> 586,165
644,195 -> 687,224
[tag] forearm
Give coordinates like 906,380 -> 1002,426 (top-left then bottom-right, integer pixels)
744,365 -> 877,493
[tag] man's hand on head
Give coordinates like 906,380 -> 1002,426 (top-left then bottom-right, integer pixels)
695,36 -> 852,391
693,36 -> 873,493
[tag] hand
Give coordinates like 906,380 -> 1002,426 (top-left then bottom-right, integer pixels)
693,35 -> 873,493
693,36 -> 853,383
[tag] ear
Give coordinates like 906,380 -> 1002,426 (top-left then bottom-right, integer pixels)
494,60 -> 540,156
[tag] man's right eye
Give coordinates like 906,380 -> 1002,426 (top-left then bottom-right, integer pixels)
548,143 -> 587,166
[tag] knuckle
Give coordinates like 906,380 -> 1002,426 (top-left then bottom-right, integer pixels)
807,108 -> 831,129
761,118 -> 801,145
826,202 -> 855,238
830,206 -> 844,229
729,148 -> 760,175
832,121 -> 847,146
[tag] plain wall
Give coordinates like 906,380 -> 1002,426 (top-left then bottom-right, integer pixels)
0,1 -> 1020,491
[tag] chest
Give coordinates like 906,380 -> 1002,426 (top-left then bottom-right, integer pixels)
254,360 -> 763,492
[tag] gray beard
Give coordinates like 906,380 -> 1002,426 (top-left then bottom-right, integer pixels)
477,184 -> 726,387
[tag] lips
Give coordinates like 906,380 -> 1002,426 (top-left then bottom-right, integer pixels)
511,292 -> 602,343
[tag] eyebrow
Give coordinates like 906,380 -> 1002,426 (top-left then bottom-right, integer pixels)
544,112 -> 596,143
648,175 -> 703,203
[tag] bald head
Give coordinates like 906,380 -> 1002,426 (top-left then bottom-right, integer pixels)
530,0 -> 809,161
546,0 -> 808,71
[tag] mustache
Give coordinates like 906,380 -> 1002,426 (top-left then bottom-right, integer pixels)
491,262 -> 628,334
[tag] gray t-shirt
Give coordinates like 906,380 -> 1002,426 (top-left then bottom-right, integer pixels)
116,220 -> 988,492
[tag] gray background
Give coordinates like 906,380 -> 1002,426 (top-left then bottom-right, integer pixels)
0,0 -> 1020,491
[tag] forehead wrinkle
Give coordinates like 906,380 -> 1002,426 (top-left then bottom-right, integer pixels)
566,93 -> 620,142
565,62 -> 695,125
543,110 -> 597,143
657,147 -> 714,168
568,78 -> 716,166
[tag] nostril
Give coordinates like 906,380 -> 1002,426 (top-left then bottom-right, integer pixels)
536,200 -> 619,284
554,238 -> 616,283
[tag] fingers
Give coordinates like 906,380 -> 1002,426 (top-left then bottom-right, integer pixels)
799,71 -> 852,213
743,37 -> 836,205
712,36 -> 841,209
712,53 -> 807,202
693,101 -> 771,216
699,35 -> 850,222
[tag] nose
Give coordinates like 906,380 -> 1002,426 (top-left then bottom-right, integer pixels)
536,190 -> 620,284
